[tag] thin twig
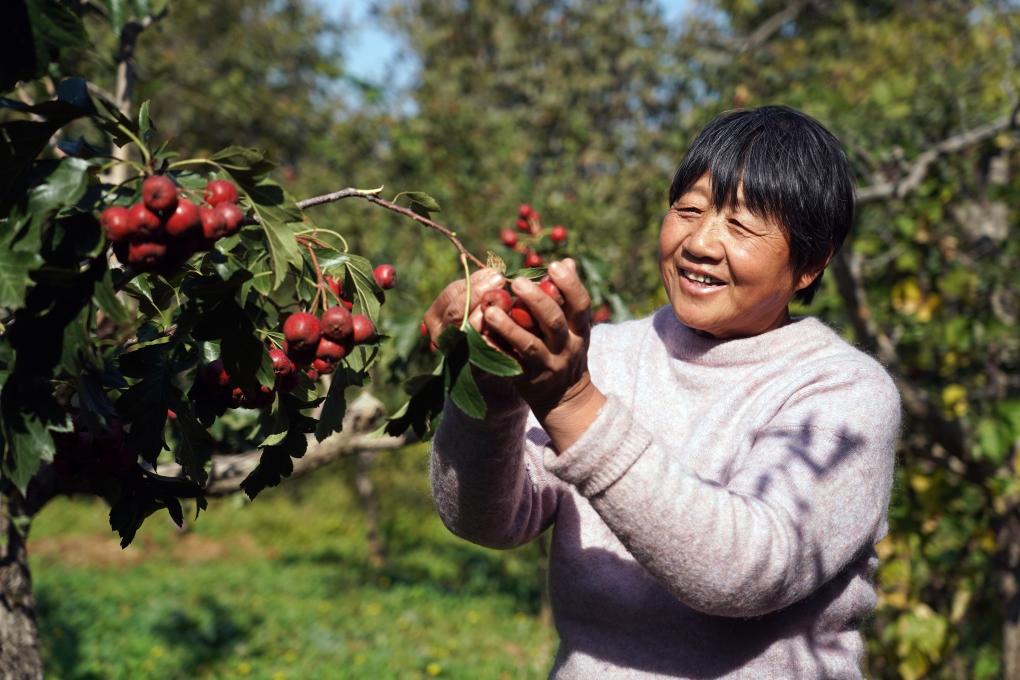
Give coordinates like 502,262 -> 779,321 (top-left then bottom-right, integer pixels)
297,187 -> 487,269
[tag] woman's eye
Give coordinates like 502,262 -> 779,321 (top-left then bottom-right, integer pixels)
676,206 -> 701,215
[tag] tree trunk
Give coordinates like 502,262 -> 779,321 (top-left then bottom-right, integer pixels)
0,494 -> 43,680
1000,512 -> 1020,680
354,450 -> 386,568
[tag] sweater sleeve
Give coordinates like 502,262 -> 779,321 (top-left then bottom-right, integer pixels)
429,380 -> 565,550
543,358 -> 900,618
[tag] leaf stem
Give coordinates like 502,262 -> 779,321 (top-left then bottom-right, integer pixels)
294,228 -> 349,253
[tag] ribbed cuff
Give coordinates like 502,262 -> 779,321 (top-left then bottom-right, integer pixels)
543,393 -> 651,497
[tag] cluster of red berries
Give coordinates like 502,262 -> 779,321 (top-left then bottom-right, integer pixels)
52,418 -> 135,481
498,204 -> 568,268
101,175 -> 245,273
279,304 -> 377,381
199,357 -> 278,410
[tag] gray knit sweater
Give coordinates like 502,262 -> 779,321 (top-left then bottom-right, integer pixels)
430,307 -> 900,679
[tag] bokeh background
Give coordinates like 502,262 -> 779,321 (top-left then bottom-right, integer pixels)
26,0 -> 1020,678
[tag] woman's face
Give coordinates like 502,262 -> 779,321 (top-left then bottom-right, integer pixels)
659,174 -> 817,339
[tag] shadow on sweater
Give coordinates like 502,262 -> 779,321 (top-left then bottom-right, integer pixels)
547,420 -> 876,677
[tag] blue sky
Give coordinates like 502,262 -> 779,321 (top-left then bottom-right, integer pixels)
322,0 -> 692,87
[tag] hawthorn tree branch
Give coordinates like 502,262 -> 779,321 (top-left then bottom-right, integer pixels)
731,0 -> 817,54
156,392 -> 414,497
296,188 -> 487,269
829,250 -> 976,475
857,103 -> 1020,203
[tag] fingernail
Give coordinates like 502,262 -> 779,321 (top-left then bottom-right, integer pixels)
487,272 -> 504,287
549,261 -> 563,275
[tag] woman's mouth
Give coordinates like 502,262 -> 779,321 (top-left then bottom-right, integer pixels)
678,268 -> 725,287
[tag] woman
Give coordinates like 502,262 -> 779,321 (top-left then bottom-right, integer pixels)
423,106 -> 900,679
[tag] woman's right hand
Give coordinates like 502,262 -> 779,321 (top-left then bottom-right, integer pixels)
422,267 -> 507,347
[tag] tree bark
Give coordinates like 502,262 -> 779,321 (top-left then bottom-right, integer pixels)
1000,512 -> 1020,680
354,450 -> 386,568
0,494 -> 43,680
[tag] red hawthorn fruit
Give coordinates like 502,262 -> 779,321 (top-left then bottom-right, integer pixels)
500,228 -> 518,247
202,359 -> 231,390
204,179 -> 239,207
128,203 -> 162,238
100,206 -> 133,242
549,225 -> 568,243
142,175 -> 178,213
167,408 -> 177,421
199,206 -> 228,240
230,386 -> 245,409
311,358 -> 334,374
165,198 -> 201,237
243,384 -> 275,409
283,312 -> 321,353
509,299 -> 537,332
373,263 -> 396,289
592,304 -> 612,324
215,202 -> 245,236
269,347 -> 295,377
419,321 -> 428,337
480,288 -> 513,314
518,203 -> 532,219
516,218 -> 530,233
538,278 -> 564,305
523,250 -> 543,268
316,336 -> 349,365
126,241 -> 167,270
320,305 -> 353,342
351,315 -> 375,344
284,340 -> 316,368
306,367 -> 320,381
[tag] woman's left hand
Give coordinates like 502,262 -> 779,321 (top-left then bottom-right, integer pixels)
480,258 -> 607,452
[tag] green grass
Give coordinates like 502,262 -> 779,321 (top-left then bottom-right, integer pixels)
29,444 -> 557,679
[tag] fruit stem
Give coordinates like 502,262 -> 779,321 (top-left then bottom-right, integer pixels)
116,121 -> 151,168
294,228 -> 349,253
304,242 -> 326,315
459,253 -> 471,331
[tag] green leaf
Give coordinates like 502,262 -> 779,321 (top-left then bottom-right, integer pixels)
314,366 -> 365,442
138,99 -> 154,139
465,325 -> 521,377
450,359 -> 486,419
0,251 -> 42,309
1,1 -> 87,92
0,410 -> 54,493
169,404 -> 213,485
239,429 -> 307,500
385,362 -> 445,438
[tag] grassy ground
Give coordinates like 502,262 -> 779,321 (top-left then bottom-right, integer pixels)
28,443 -> 557,679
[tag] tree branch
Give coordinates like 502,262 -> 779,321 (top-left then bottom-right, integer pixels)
156,392 -> 414,497
857,104 -> 1020,203
732,0 -> 816,54
296,187 -> 487,269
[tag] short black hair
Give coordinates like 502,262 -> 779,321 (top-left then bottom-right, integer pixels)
668,105 -> 854,304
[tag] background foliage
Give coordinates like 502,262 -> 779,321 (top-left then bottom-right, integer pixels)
4,0 -> 1019,678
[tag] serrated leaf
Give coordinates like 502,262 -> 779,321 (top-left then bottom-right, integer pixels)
172,409 -> 213,485
450,359 -> 486,419
314,373 -> 348,442
239,429 -> 307,500
384,365 -> 445,439
138,99 -> 153,138
465,325 -> 522,377
0,251 -> 42,309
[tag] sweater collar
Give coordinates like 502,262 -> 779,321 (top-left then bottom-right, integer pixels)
651,305 -> 822,367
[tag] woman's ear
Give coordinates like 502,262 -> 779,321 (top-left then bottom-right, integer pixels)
794,251 -> 834,292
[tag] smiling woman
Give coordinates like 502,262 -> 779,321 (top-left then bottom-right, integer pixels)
424,105 -> 900,679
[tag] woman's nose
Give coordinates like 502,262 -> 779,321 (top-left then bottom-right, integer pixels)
684,215 -> 725,261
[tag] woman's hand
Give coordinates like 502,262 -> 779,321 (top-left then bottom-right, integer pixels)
480,259 -> 606,452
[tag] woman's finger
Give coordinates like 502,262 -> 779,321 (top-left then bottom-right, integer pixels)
510,277 -> 569,354
482,305 -> 551,369
423,268 -> 505,341
547,259 -> 591,337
